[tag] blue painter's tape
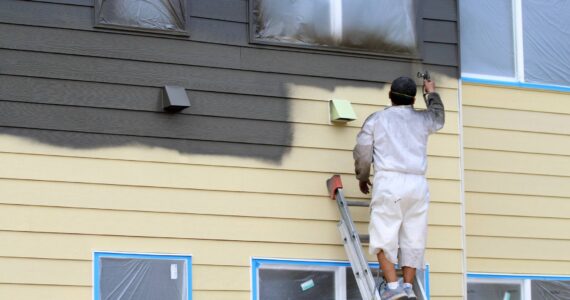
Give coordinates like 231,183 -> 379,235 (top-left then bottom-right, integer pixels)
425,264 -> 431,300
93,251 -> 192,300
462,77 -> 570,93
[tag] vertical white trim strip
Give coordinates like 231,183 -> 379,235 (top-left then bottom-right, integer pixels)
513,0 -> 525,82
336,266 -> 347,299
457,2 -> 468,298
330,0 -> 343,44
457,79 -> 468,300
523,279 -> 532,300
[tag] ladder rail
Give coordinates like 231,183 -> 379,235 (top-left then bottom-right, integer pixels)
336,189 -> 379,300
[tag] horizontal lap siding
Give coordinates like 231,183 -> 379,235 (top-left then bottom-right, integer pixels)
0,0 -> 462,298
463,83 -> 570,276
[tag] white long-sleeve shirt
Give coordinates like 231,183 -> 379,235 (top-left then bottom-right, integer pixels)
353,92 -> 445,181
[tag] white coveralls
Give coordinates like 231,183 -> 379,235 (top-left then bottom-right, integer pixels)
353,92 -> 445,269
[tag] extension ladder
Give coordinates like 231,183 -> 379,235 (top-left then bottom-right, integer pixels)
326,175 -> 428,300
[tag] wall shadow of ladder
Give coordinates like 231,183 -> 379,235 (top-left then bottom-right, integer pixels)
326,175 -> 429,300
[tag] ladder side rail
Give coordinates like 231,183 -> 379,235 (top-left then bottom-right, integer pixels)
338,221 -> 375,300
414,273 -> 428,300
335,189 -> 379,299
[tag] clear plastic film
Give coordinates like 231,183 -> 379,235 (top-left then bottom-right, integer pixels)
460,0 -> 515,77
531,280 -> 570,300
252,0 -> 419,56
523,0 -> 570,87
258,267 -> 336,299
467,282 -> 522,300
97,0 -> 186,32
99,257 -> 187,300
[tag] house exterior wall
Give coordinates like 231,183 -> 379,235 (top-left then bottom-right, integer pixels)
462,82 -> 570,275
0,0 -> 464,299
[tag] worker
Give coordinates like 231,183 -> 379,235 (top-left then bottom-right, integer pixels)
353,76 -> 444,300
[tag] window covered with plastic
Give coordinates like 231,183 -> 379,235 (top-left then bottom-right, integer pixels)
251,0 -> 420,57
460,0 -> 515,78
258,268 -> 337,299
531,280 -> 570,300
467,282 -> 522,300
95,0 -> 187,34
523,0 -> 570,87
94,253 -> 190,300
460,0 -> 570,87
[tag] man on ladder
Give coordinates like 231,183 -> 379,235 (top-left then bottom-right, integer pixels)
353,74 -> 445,300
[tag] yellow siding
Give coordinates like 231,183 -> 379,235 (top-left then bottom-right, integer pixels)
0,87 -> 463,298
463,82 -> 570,276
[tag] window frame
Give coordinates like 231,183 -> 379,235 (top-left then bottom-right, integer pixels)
247,0 -> 425,60
468,272 -> 570,300
460,0 -> 570,92
93,0 -> 190,37
93,251 -> 193,300
251,257 -> 430,300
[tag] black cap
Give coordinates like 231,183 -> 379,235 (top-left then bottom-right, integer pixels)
390,76 -> 417,97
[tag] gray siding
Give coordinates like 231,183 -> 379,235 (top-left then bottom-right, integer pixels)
0,0 -> 459,162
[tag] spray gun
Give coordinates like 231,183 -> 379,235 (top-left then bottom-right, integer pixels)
417,70 -> 433,98
417,70 -> 431,81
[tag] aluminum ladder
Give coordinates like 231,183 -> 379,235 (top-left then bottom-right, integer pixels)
326,175 -> 428,300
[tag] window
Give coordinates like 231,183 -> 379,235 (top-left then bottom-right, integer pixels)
250,0 -> 421,58
251,258 -> 430,300
467,279 -> 522,300
468,274 -> 570,300
93,251 -> 192,300
460,0 -> 570,88
94,0 -> 188,35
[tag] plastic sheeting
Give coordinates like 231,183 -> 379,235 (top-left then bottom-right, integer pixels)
460,0 -> 515,77
98,257 -> 187,300
252,0 -> 419,56
532,280 -> 570,300
467,282 -> 521,300
523,0 -> 570,87
258,268 -> 336,299
97,0 -> 186,32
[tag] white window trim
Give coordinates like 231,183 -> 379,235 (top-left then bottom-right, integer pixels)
513,0 -> 525,82
330,0 -> 343,43
523,279 -> 532,300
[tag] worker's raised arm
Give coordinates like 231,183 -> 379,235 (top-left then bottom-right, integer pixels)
423,80 -> 445,133
353,113 -> 376,183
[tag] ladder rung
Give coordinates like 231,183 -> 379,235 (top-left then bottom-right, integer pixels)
346,200 -> 369,207
360,234 -> 370,244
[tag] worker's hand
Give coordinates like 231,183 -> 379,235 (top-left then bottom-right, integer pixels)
424,79 -> 436,94
359,179 -> 372,194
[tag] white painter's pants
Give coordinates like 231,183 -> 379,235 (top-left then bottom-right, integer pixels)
368,171 -> 429,269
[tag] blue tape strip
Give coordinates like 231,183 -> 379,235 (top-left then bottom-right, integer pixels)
425,264 -> 431,300
462,77 -> 570,93
93,251 -> 192,300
